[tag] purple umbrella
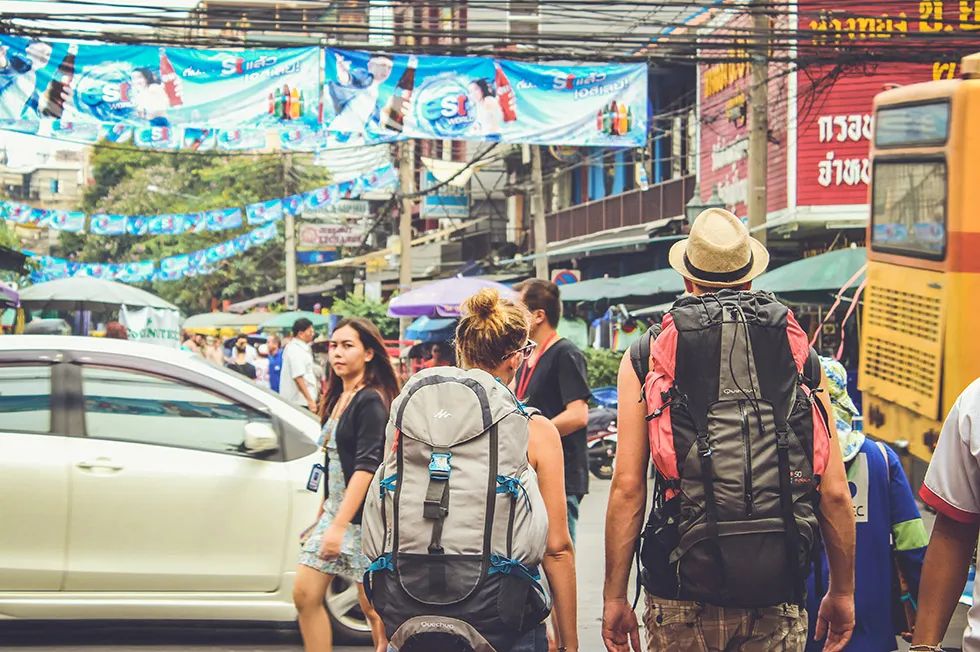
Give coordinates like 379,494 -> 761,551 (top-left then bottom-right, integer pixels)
388,276 -> 518,318
0,281 -> 18,309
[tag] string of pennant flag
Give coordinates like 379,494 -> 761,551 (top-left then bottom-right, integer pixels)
1,163 -> 396,236
28,221 -> 280,285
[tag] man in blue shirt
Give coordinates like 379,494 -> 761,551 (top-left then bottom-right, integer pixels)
267,334 -> 283,393
807,357 -> 928,651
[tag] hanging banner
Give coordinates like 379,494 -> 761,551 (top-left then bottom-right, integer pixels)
3,163 -> 397,235
245,198 -> 284,225
28,221 -> 280,284
0,35 -> 319,130
322,48 -> 647,146
119,304 -> 181,349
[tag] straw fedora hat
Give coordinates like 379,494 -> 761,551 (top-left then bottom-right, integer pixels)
668,207 -> 770,288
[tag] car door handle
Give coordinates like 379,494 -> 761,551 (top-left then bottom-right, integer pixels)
76,458 -> 123,472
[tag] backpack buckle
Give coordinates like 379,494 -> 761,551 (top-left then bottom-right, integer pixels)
696,436 -> 712,457
429,451 -> 452,481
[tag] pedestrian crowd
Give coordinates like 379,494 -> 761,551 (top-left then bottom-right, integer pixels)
189,208 -> 978,652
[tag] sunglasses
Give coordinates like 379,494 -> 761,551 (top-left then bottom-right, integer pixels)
502,339 -> 536,362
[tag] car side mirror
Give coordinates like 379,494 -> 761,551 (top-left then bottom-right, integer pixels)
244,421 -> 279,455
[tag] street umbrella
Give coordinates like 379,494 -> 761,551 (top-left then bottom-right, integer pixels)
388,276 -> 517,318
0,281 -> 18,309
259,310 -> 331,331
18,277 -> 177,312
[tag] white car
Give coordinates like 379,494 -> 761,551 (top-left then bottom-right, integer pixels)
0,336 -> 371,643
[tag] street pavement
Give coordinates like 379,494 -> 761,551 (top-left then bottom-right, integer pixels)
0,478 -> 968,651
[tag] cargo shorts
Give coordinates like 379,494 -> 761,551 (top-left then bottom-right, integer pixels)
643,595 -> 807,652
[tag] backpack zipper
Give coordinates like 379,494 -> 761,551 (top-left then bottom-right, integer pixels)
739,400 -> 754,517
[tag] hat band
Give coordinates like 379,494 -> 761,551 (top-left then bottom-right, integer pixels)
684,251 -> 755,283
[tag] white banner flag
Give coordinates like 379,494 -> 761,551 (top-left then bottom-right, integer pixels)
119,305 -> 181,349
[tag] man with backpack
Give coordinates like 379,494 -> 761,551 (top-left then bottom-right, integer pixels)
602,208 -> 856,652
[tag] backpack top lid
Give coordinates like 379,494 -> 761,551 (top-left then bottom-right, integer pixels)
392,366 -> 525,448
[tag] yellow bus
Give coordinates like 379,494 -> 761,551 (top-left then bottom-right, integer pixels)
859,52 -> 980,484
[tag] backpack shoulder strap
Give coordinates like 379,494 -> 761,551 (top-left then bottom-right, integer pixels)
629,324 -> 662,386
803,347 -> 822,390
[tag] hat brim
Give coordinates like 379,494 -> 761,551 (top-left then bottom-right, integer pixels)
668,236 -> 770,288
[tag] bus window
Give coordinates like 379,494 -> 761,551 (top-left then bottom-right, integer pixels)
875,101 -> 950,148
871,159 -> 946,259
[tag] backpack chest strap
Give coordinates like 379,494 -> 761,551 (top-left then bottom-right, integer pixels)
424,448 -> 452,555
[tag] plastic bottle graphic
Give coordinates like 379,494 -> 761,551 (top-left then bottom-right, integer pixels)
596,108 -> 603,132
159,49 -> 183,106
381,55 -> 418,133
281,83 -> 291,120
268,91 -> 274,115
494,62 -> 518,122
601,103 -> 611,134
273,87 -> 283,118
625,105 -> 633,133
297,88 -> 305,119
41,43 -> 78,119
617,102 -> 627,135
608,101 -> 618,135
289,86 -> 301,119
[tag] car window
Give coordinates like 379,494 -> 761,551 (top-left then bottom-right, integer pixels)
81,366 -> 273,456
0,365 -> 51,434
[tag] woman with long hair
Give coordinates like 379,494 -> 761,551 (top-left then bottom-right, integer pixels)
454,289 -> 579,652
293,317 -> 400,652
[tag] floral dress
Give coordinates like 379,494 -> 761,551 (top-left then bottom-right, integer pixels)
298,417 -> 372,581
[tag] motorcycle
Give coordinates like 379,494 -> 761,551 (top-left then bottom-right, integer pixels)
587,386 -> 619,480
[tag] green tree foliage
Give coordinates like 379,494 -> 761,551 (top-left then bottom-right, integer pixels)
59,144 -> 332,315
330,295 -> 399,339
583,346 -> 621,390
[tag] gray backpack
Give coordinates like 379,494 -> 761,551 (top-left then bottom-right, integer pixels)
362,367 -> 551,652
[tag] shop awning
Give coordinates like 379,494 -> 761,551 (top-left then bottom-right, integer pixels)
406,316 -> 457,343
559,267 -> 684,303
182,312 -> 264,334
754,247 -> 867,296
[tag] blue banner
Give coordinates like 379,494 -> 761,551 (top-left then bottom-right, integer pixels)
2,164 -> 396,235
28,222 -> 280,284
322,49 -> 647,146
0,36 -> 319,130
245,198 -> 284,226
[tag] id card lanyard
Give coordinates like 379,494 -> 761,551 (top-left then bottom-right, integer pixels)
515,332 -> 559,401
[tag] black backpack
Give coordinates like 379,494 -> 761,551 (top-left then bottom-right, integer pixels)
628,291 -> 827,608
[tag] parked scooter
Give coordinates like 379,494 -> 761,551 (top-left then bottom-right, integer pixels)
588,386 -> 618,480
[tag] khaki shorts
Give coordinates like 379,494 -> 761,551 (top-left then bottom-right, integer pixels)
643,594 -> 807,652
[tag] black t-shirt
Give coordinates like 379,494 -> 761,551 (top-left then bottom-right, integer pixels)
326,388 -> 387,524
515,338 -> 591,497
226,360 -> 257,380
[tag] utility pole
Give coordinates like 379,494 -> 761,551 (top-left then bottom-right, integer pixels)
282,153 -> 298,310
747,0 -> 769,247
398,139 -> 414,340
530,145 -> 548,280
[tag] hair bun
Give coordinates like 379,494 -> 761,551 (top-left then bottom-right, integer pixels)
463,288 -> 501,321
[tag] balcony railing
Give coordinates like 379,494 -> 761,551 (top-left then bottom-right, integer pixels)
543,175 -> 695,244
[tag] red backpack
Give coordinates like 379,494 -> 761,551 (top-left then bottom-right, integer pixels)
629,290 -> 831,607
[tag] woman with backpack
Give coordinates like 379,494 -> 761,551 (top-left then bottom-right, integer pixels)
361,288 -> 578,652
293,317 -> 401,652
456,289 -> 578,651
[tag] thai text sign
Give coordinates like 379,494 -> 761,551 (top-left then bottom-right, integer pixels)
298,223 -> 364,249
